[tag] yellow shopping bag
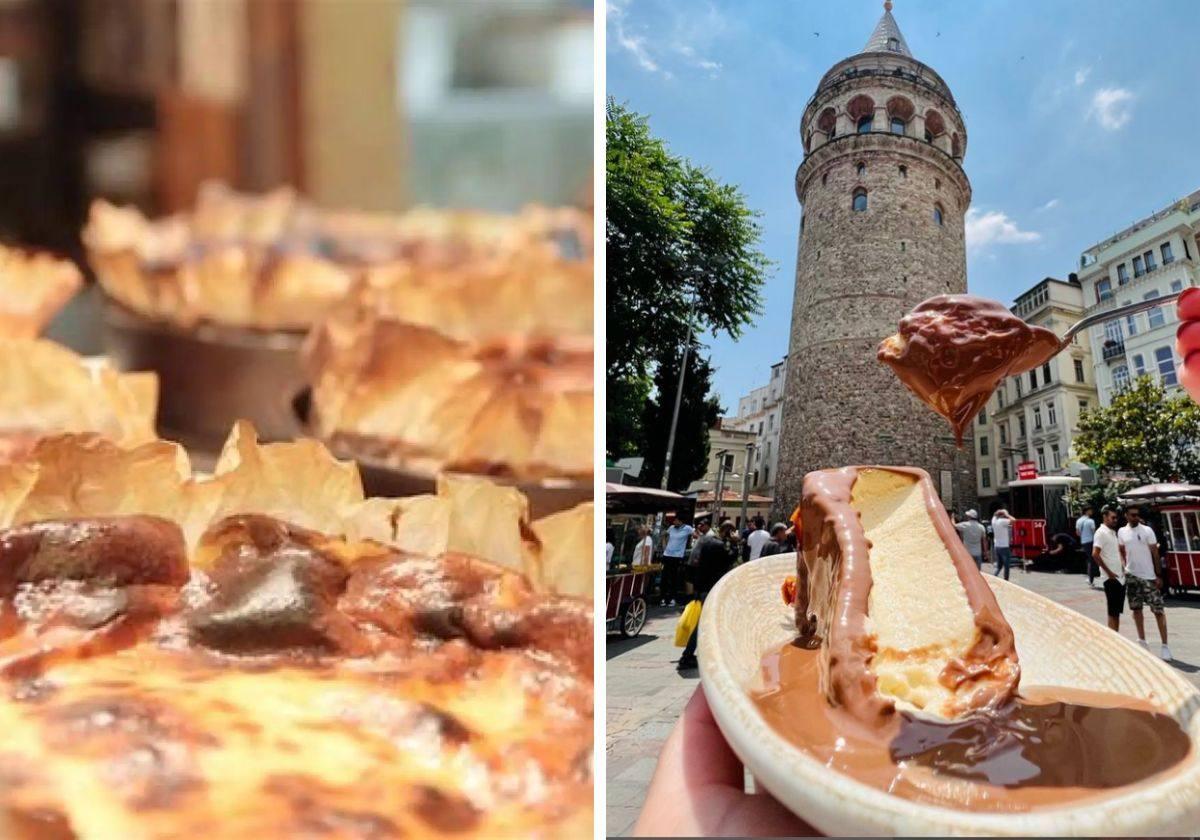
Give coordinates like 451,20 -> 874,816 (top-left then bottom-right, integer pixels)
674,599 -> 702,647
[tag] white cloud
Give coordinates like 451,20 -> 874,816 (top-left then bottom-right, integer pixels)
608,1 -> 663,75
965,209 -> 1042,253
1037,198 -> 1060,212
1088,87 -> 1135,131
607,0 -> 726,79
1074,66 -> 1091,87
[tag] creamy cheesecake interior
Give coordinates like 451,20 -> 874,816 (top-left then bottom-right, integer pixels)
796,465 -> 1019,727
853,469 -> 983,716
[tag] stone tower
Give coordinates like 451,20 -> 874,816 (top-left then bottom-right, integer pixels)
774,2 -> 977,515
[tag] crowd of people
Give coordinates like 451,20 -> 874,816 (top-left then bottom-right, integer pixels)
952,503 -> 1173,661
628,513 -> 797,671
611,498 -> 1178,673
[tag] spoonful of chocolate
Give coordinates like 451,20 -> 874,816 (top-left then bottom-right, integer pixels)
878,292 -> 1182,446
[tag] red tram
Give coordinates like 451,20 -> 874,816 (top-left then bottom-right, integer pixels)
1120,484 -> 1200,595
1001,476 -> 1080,563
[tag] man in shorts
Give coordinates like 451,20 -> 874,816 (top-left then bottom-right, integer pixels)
1091,507 -> 1124,632
1118,504 -> 1171,661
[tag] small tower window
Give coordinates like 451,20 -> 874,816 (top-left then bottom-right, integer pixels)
822,172 -> 829,186
898,165 -> 907,178
886,37 -> 900,52
856,162 -> 866,177
933,204 -> 944,226
852,189 -> 868,212
890,117 -> 906,135
857,115 -> 874,134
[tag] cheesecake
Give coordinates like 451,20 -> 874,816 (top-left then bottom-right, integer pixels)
795,466 -> 1019,727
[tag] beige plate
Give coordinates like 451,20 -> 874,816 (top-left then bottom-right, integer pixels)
698,553 -> 1200,836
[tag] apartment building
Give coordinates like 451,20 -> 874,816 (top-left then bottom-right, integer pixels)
727,355 -> 788,498
1076,188 -> 1200,404
975,277 -> 1099,503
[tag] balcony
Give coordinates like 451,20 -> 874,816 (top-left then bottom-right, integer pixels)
1102,341 -> 1126,361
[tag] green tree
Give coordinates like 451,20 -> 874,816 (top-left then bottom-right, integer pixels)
606,99 -> 770,462
637,343 -> 724,492
1072,376 -> 1200,483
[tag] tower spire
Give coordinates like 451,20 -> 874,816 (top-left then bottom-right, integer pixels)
863,1 -> 912,57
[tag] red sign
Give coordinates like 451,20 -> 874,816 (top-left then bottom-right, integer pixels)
1016,461 -> 1039,480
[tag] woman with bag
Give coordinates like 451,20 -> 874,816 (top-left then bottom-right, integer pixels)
676,519 -> 737,671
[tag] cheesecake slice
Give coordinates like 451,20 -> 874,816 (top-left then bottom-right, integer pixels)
795,466 -> 1018,727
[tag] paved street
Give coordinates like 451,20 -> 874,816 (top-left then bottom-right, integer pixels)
604,569 -> 1200,836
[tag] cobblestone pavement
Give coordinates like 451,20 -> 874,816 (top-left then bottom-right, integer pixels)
604,569 -> 1200,836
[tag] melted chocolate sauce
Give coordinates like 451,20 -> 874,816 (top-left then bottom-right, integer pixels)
878,295 -> 1062,445
752,640 -> 1192,812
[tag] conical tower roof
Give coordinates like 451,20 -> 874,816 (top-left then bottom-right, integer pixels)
863,2 -> 911,57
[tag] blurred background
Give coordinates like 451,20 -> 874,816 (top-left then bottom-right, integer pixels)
0,0 -> 593,349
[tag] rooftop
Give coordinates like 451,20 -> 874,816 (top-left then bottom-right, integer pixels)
1079,186 -> 1200,267
862,2 -> 912,58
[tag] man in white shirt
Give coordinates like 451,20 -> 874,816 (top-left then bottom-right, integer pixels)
1117,505 -> 1171,661
991,509 -> 1015,580
1076,506 -> 1098,587
1091,507 -> 1124,631
745,516 -> 772,561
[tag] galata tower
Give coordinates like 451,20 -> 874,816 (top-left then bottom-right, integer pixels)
775,2 -> 977,515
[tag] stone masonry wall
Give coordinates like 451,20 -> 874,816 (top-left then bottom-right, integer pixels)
773,130 -> 978,519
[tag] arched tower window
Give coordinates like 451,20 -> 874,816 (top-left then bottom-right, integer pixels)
856,162 -> 866,177
886,96 -> 913,137
898,165 -> 908,178
852,189 -> 868,212
925,109 -> 946,143
951,132 -> 962,158
847,95 -> 875,134
933,204 -> 944,226
816,107 -> 837,141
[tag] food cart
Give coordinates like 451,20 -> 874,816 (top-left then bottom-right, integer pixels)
1004,476 -> 1080,566
605,483 -> 695,638
1119,483 -> 1200,595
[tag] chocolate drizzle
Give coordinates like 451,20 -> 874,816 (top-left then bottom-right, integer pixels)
796,466 -> 1018,729
878,295 -> 1062,445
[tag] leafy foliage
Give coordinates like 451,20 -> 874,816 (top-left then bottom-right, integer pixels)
605,99 -> 770,462
636,343 -> 724,492
1072,376 -> 1200,483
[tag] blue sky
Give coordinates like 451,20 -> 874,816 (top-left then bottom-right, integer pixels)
607,0 -> 1200,409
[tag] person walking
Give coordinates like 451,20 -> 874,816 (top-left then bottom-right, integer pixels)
677,520 -> 737,671
991,509 -> 1016,580
1077,506 -> 1098,587
1118,505 -> 1171,661
954,509 -> 989,570
1092,507 -> 1124,632
660,514 -> 694,607
745,516 -> 771,561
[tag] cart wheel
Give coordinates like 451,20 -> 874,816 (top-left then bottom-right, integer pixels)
619,597 -> 648,638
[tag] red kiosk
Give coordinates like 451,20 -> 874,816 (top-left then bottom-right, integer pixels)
1119,483 -> 1200,595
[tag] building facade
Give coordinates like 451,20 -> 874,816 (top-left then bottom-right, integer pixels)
728,355 -> 788,498
687,420 -> 757,496
1077,188 -> 1200,405
974,277 -> 1099,505
775,4 -> 977,517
